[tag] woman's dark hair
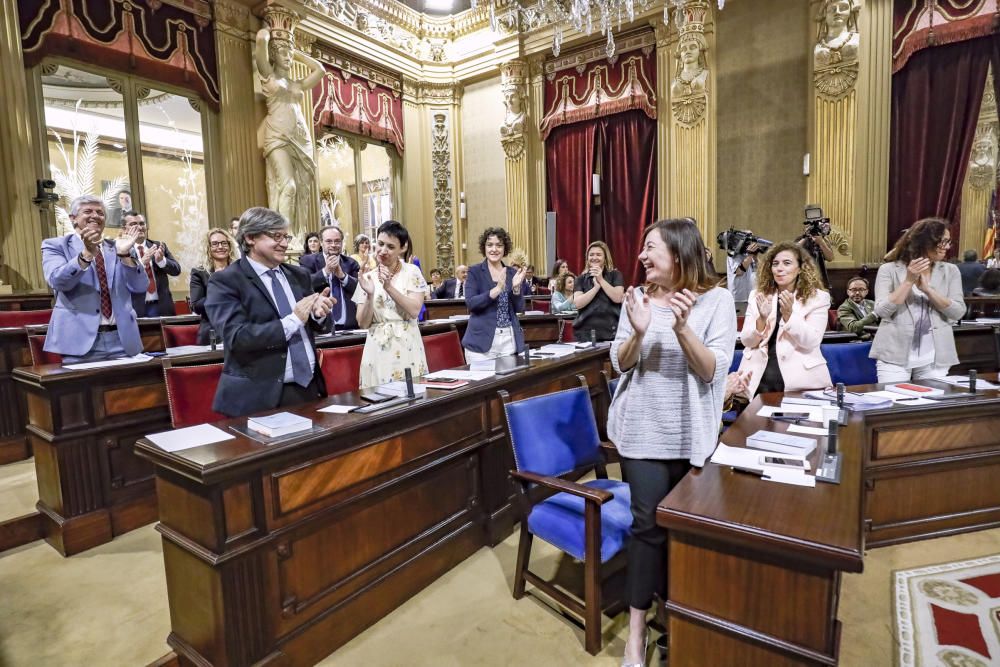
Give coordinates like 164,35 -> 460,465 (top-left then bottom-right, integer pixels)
885,217 -> 950,264
980,268 -> 1000,292
303,231 -> 320,253
478,227 -> 513,257
642,218 -> 719,295
377,220 -> 411,259
555,272 -> 575,295
550,258 -> 570,276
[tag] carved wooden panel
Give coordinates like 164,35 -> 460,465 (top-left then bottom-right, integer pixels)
667,615 -> 820,667
25,392 -> 53,434
157,476 -> 224,551
271,408 -> 483,517
668,534 -> 837,655
102,428 -> 159,502
867,460 -> 1000,529
103,383 -> 168,416
221,552 -> 268,664
223,482 -> 255,542
271,457 -> 476,636
872,416 -> 1000,460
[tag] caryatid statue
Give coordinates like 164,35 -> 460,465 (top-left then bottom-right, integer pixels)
255,6 -> 323,238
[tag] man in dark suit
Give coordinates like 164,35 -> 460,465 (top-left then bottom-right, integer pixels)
123,211 -> 181,317
958,250 -> 986,296
433,264 -> 468,299
311,226 -> 360,330
205,207 -> 335,418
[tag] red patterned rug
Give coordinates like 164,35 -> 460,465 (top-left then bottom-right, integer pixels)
894,554 -> 1000,666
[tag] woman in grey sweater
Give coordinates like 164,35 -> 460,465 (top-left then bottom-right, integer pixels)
870,218 -> 965,383
608,218 -> 736,667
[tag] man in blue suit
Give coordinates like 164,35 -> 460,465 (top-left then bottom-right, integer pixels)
206,207 -> 335,417
310,226 -> 360,331
41,195 -> 149,363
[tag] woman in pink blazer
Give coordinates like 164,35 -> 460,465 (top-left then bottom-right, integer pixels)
731,241 -> 832,400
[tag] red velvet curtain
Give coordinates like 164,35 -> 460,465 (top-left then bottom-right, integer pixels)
547,121 -> 596,274
888,35 -> 993,253
599,111 -> 658,286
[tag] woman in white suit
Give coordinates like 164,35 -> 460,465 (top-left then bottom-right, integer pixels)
731,241 -> 832,400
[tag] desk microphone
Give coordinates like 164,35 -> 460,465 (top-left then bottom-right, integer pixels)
836,382 -> 845,408
209,328 -> 217,351
816,418 -> 842,484
404,367 -> 415,398
523,345 -> 531,365
969,369 -> 977,393
826,419 -> 838,454
589,329 -> 597,345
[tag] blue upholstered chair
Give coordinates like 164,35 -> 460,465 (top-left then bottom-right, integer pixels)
721,349 -> 745,427
821,341 -> 877,386
500,377 -> 632,655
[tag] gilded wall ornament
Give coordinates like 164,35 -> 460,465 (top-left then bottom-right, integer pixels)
814,0 -> 860,100
500,60 -> 527,160
968,124 -> 998,191
670,2 -> 709,127
431,113 -> 455,275
826,226 -> 852,257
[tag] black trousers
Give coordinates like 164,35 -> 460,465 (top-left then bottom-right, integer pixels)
278,379 -> 320,409
620,457 -> 692,610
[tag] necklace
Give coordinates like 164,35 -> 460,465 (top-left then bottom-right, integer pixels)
678,65 -> 705,84
823,30 -> 852,52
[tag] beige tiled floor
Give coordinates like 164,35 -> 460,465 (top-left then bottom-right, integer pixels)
1,460 -> 998,666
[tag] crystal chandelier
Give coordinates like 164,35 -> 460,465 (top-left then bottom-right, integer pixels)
471,0 -> 725,58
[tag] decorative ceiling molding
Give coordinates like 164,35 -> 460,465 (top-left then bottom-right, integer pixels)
543,28 -> 656,78
312,42 -> 404,95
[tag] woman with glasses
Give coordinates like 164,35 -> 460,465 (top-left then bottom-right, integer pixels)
871,218 -> 965,382
354,220 -> 428,387
190,228 -> 239,344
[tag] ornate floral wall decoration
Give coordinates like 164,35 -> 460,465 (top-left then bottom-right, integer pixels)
431,113 -> 455,275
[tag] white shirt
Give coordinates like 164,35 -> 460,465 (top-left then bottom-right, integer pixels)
246,257 -> 318,383
726,254 -> 756,304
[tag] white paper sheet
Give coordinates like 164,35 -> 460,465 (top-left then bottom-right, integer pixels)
424,369 -> 495,381
317,404 -> 357,414
63,353 -> 154,370
146,424 -> 234,453
863,390 -> 936,406
469,359 -> 496,372
787,424 -> 829,437
166,344 -> 219,356
762,468 -> 816,487
709,443 -> 765,469
939,375 -> 1000,390
447,314 -> 471,321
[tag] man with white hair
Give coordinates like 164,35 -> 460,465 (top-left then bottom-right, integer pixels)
40,195 -> 149,363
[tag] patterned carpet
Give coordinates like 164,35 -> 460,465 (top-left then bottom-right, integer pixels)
894,553 -> 1000,666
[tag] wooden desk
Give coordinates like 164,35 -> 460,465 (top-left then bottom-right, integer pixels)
136,348 -> 610,667
657,376 -> 1000,665
0,291 -> 53,311
5,316 -> 572,556
964,295 -> 1000,318
0,328 -> 33,464
424,298 -> 467,320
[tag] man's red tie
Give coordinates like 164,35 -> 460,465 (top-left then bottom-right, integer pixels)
136,245 -> 156,294
92,248 -> 113,319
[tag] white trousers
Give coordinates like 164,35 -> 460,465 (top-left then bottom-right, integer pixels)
464,326 -> 516,363
876,360 -> 950,384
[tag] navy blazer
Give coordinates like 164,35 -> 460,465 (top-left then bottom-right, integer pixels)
309,254 -> 360,330
462,261 -> 525,354
205,258 -> 328,417
189,266 -> 217,345
130,239 -> 181,316
299,252 -> 324,274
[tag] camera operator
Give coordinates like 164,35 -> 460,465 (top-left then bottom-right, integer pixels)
725,232 -> 762,307
796,215 -> 834,288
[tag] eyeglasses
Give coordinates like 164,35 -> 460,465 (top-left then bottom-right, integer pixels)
847,287 -> 867,292
937,238 -> 953,248
209,241 -> 230,249
259,231 -> 294,244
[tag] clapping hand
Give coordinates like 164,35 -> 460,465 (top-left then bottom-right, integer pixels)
512,265 -> 527,291
588,264 -> 603,283
311,287 -> 335,319
725,370 -> 753,400
778,291 -> 794,323
293,293 -> 319,323
326,253 -> 344,279
906,258 -> 931,285
116,227 -> 142,256
669,289 -> 697,331
377,264 -> 393,287
358,271 -> 376,296
624,287 -> 651,337
755,292 -> 772,319
152,244 -> 165,264
494,268 -> 507,292
80,228 -> 103,257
